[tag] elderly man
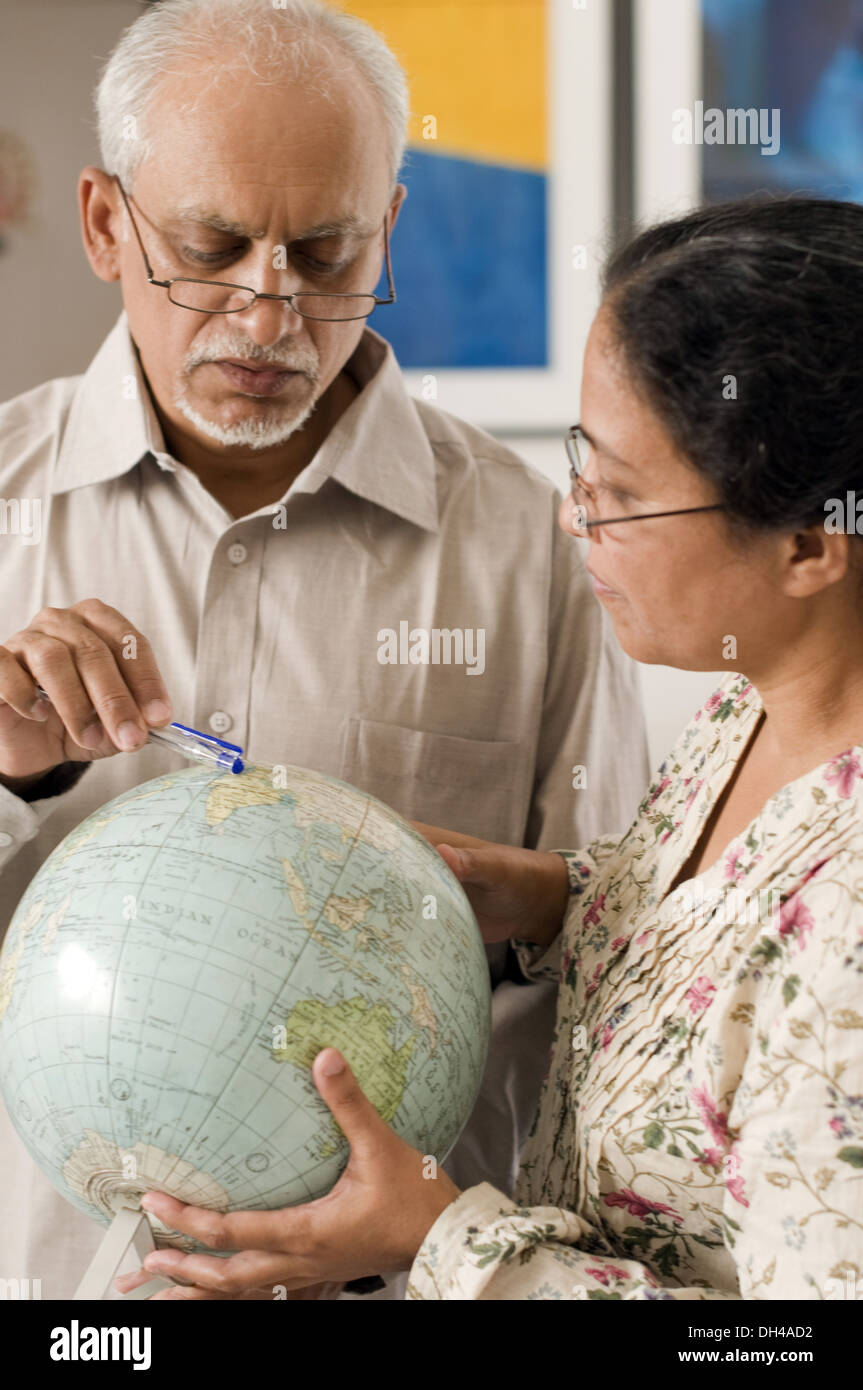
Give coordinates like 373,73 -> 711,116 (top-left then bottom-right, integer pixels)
0,0 -> 648,1300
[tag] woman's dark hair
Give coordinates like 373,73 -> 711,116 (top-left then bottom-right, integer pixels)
601,196 -> 863,534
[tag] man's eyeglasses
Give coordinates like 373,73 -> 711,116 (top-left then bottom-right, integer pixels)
114,176 -> 397,322
565,424 -> 726,533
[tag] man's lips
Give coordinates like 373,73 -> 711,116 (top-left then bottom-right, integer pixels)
210,359 -> 304,397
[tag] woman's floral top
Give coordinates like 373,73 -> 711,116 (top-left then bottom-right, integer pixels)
406,673 -> 863,1300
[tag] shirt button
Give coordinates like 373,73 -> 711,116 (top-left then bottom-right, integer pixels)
227,542 -> 248,566
0,831 -> 13,848
208,711 -> 233,735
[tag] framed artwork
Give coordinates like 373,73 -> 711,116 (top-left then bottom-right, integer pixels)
344,0 -> 613,432
701,0 -> 863,204
633,0 -> 863,223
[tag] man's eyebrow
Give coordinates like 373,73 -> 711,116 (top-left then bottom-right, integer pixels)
579,425 -> 635,470
166,207 -> 375,240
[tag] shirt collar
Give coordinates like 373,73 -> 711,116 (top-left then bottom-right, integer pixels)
53,313 -> 439,533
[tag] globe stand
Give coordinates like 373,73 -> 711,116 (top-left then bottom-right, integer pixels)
73,1206 -> 176,1301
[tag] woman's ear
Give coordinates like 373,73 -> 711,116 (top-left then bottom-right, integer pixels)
784,524 -> 855,598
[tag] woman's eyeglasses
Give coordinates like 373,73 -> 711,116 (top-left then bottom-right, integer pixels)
565,424 -> 726,533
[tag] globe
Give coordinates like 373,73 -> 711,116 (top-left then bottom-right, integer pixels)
0,762 -> 490,1253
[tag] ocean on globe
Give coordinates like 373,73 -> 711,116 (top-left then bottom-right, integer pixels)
0,762 -> 490,1253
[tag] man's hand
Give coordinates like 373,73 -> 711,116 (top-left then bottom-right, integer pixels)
0,599 -> 173,786
114,1048 -> 461,1300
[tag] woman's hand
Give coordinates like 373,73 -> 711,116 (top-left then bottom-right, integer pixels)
113,1048 -> 461,1300
412,821 -> 569,948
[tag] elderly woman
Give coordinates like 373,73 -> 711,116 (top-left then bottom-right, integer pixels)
130,194 -> 863,1301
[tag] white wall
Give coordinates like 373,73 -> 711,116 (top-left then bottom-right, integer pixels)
0,0 -> 720,772
0,0 -> 140,402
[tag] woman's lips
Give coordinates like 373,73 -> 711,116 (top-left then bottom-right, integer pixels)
213,361 -> 301,397
586,565 -> 618,597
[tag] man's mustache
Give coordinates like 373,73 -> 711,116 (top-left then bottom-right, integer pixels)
183,340 -> 320,378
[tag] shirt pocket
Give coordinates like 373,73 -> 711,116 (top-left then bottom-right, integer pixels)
340,716 -> 526,845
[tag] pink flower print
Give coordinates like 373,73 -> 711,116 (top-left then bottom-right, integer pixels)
800,858 -> 828,888
824,751 -> 863,799
829,1116 -> 844,1136
778,892 -> 814,950
583,893 -> 606,928
610,935 -> 628,951
600,1022 -> 615,1051
604,1189 -> 683,1224
723,844 -> 746,882
734,682 -> 753,704
693,1146 -> 724,1169
636,929 -> 652,945
705,693 -> 722,716
648,776 -> 672,807
683,779 -> 704,813
660,821 -> 681,845
692,1085 -> 730,1146
724,1144 -> 749,1207
585,1264 -> 631,1285
585,962 -> 604,998
685,975 -> 716,1017
561,947 -> 573,976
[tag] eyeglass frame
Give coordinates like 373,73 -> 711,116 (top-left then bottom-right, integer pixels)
113,174 -> 397,320
565,423 -> 727,531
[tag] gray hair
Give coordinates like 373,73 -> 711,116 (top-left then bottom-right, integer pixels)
95,0 -> 410,195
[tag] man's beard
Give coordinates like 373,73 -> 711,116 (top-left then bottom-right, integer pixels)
172,330 -> 321,450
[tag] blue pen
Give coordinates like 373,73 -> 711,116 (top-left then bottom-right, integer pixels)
34,688 -> 245,775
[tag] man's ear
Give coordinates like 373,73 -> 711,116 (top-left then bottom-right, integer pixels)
79,167 -> 124,283
388,182 -> 408,236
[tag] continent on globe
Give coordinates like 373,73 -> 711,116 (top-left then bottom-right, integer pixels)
274,996 -> 416,1131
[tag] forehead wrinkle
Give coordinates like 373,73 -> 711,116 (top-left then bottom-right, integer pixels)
165,203 -> 376,240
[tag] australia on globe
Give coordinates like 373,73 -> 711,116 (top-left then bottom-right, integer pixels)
0,763 -> 490,1253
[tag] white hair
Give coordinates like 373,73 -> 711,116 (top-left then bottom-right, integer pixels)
95,0 -> 410,195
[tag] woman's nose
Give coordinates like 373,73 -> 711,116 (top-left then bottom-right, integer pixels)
558,491 -> 592,540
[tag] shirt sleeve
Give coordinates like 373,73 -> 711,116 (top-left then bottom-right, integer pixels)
407,850 -> 863,1300
405,1182 -> 735,1299
0,771 -> 89,875
511,838 -> 622,982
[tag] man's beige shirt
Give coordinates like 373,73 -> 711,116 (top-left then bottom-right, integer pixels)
0,314 -> 649,1297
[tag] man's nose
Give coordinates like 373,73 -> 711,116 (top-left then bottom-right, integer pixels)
236,292 -> 306,345
234,252 -> 309,343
